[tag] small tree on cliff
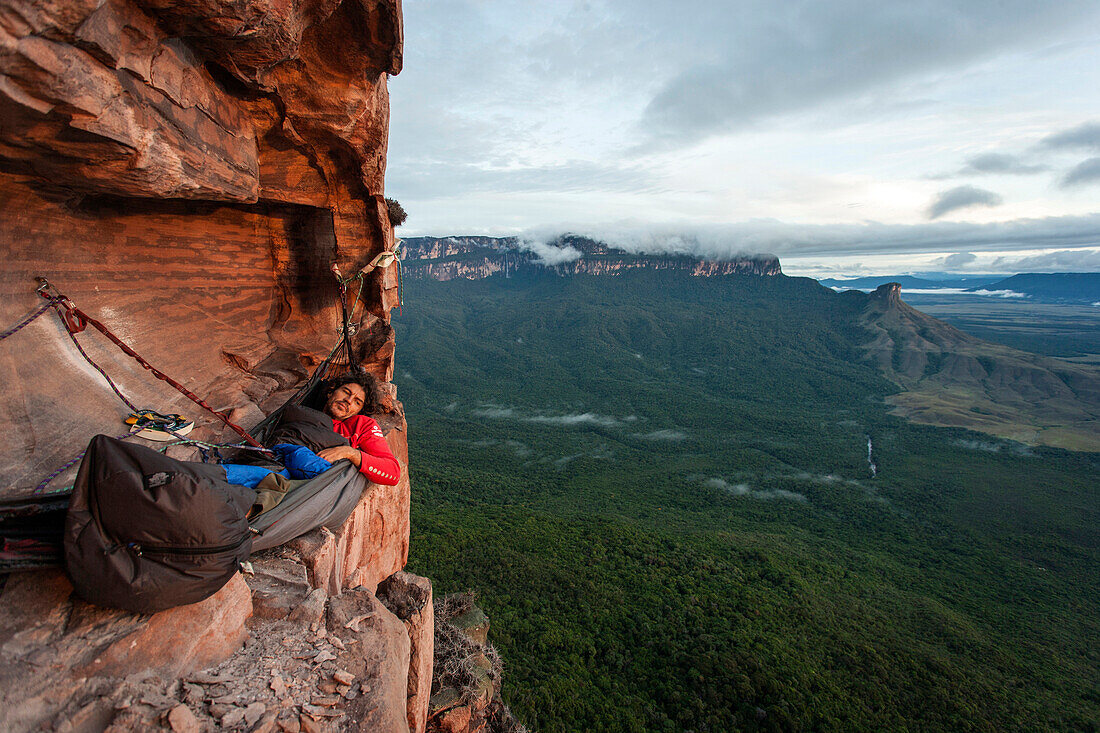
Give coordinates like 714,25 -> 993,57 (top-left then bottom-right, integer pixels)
385,198 -> 407,227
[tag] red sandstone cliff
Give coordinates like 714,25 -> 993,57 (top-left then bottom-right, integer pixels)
0,1 -> 436,730
1,0 -> 405,483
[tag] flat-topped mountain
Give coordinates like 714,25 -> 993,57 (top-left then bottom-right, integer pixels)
399,234 -> 782,280
859,283 -> 1100,449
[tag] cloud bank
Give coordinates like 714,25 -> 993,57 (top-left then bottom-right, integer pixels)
634,429 -> 688,441
959,153 -> 1047,176
941,252 -> 977,268
518,238 -> 583,265
522,214 -> 1100,261
527,412 -> 630,428
987,248 -> 1100,272
1061,157 -> 1100,188
704,477 -> 807,503
471,406 -> 634,428
1042,121 -> 1100,152
388,3 -> 1100,269
928,186 -> 1003,219
637,2 -> 1098,148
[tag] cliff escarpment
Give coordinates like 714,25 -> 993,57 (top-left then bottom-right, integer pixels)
401,235 -> 783,280
0,1 -> 446,730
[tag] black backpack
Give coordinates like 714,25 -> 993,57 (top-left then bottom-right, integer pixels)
64,435 -> 255,614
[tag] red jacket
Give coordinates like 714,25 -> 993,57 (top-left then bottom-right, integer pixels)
332,415 -> 401,485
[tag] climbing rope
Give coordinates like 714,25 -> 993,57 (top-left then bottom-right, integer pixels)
56,304 -> 142,415
373,240 -> 404,314
331,263 -> 359,370
32,431 -> 134,495
330,242 -> 404,332
28,431 -> 273,496
0,297 -> 61,340
11,264 -> 374,495
391,239 -> 404,315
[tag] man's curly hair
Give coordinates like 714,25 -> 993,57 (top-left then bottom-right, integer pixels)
316,371 -> 382,416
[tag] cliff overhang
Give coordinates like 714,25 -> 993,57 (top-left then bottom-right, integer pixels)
0,1 -> 440,730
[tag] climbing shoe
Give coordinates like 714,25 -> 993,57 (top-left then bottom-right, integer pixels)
125,409 -> 194,441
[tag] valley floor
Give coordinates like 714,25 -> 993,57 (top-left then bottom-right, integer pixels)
395,272 -> 1100,732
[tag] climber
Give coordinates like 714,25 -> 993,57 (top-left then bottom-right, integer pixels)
223,373 -> 401,490
314,373 -> 401,485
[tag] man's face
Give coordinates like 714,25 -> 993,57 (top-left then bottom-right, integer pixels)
325,383 -> 366,420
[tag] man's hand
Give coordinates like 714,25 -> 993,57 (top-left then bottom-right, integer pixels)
317,445 -> 362,468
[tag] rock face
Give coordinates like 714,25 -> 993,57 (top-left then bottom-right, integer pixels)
0,548 -> 437,732
0,1 -> 440,730
400,235 -> 783,281
0,569 -> 252,731
378,571 -> 435,733
0,0 -> 403,495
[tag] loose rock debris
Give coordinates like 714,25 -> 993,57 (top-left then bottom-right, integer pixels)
2,547 -> 395,731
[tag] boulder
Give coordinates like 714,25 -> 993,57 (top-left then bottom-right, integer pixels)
378,571 -> 434,733
247,555 -> 314,621
327,588 -> 411,733
76,573 -> 253,679
289,587 -> 329,626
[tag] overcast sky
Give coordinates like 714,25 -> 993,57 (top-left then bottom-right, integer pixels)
386,1 -> 1100,276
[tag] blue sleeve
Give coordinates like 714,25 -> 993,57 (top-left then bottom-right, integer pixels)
271,443 -> 333,479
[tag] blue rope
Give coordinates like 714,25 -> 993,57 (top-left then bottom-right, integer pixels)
0,298 -> 60,340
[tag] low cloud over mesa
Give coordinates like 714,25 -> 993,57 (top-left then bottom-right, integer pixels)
520,213 -> 1100,262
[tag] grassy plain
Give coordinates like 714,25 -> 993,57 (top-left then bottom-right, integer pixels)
394,272 -> 1100,732
869,291 -> 1100,451
901,292 -> 1100,359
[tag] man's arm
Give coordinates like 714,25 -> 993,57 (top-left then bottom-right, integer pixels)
319,418 -> 401,485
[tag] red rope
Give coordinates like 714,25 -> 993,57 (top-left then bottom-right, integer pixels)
37,283 -> 265,448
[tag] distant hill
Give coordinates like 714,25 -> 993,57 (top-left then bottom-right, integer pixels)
820,275 -> 1000,290
970,272 -> 1100,304
400,234 -> 781,280
860,282 -> 1100,450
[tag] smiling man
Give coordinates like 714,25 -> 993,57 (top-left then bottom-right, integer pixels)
315,375 -> 402,485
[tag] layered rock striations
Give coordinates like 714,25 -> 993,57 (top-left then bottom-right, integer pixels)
0,0 -> 404,490
400,235 -> 783,280
0,0 -> 440,730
